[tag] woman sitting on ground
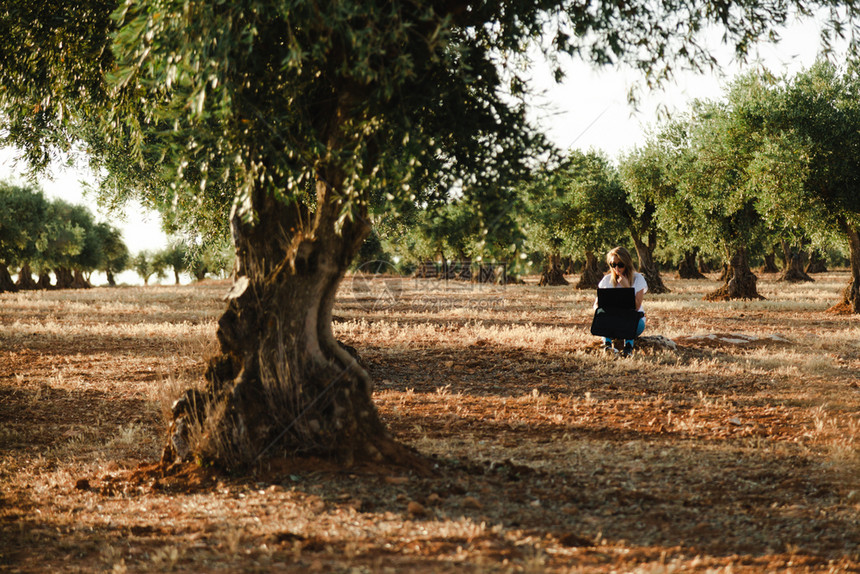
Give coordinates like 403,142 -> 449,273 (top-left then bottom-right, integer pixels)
597,246 -> 647,356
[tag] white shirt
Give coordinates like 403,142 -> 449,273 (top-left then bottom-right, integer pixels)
597,272 -> 648,313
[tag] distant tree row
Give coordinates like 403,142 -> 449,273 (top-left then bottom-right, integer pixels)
367,61 -> 859,310
131,239 -> 233,286
0,182 -> 233,291
0,182 -> 129,292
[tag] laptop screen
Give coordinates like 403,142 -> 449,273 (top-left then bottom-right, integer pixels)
596,287 -> 636,310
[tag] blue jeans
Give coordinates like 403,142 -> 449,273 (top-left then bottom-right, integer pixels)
603,317 -> 646,347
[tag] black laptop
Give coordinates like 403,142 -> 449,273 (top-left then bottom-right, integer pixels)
596,287 -> 636,311
591,287 -> 639,339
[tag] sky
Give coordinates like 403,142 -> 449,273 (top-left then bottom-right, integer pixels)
527,16 -> 836,158
0,14 -> 844,265
0,148 -> 168,253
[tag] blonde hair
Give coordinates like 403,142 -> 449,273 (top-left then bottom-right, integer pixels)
606,246 -> 636,287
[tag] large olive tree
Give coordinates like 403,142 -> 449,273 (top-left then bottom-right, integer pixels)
662,99 -> 770,301
2,1 -> 858,469
738,62 -> 860,311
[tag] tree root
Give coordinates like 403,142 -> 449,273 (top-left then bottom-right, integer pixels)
779,267 -> 814,283
539,267 -> 569,286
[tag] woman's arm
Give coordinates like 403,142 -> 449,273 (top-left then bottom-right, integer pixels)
633,273 -> 648,310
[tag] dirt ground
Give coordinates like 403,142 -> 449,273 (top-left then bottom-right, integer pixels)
0,271 -> 858,572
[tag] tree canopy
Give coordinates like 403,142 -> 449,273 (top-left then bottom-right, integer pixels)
3,1 -> 859,229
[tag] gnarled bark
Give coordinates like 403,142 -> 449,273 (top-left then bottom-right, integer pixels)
833,224 -> 860,313
37,272 -> 53,290
678,249 -> 706,279
704,248 -> 764,301
806,249 -> 828,274
0,265 -> 18,293
760,252 -> 780,274
779,240 -> 813,283
54,267 -> 75,290
71,269 -> 92,289
631,232 -> 669,293
539,252 -> 568,286
15,263 -> 38,290
575,250 -> 603,289
163,181 -> 427,473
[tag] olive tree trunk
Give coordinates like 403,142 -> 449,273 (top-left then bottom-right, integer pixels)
162,180 -> 422,471
760,252 -> 780,274
575,250 -> 603,289
71,269 -> 91,289
539,252 -> 569,286
698,256 -> 715,275
836,224 -> 860,313
0,265 -> 18,293
15,263 -> 38,290
37,272 -> 52,290
561,256 -> 574,274
805,249 -> 828,274
631,231 -> 669,293
678,249 -> 706,279
54,267 -> 74,289
779,239 -> 813,283
704,247 -> 763,301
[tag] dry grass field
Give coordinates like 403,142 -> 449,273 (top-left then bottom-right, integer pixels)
1,270 -> 858,572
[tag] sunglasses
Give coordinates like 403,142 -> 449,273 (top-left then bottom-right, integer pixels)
609,262 -> 625,269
